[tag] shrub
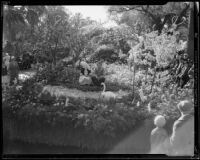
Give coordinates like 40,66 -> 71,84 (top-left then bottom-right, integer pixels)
89,45 -> 118,63
34,62 -> 80,85
3,85 -> 151,150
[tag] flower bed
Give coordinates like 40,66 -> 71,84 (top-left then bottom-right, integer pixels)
3,80 -> 151,150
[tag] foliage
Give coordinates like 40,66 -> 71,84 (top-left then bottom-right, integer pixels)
99,25 -> 135,51
3,5 -> 95,65
3,5 -> 47,56
4,73 -> 192,150
81,23 -> 105,39
2,4 -> 194,151
32,62 -> 131,92
89,45 -> 118,63
146,31 -> 183,67
3,79 -> 151,150
108,3 -> 189,34
34,62 -> 80,85
128,30 -> 186,73
84,24 -> 135,63
32,6 -> 71,65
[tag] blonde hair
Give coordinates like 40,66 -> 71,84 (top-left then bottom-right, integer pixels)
154,115 -> 166,127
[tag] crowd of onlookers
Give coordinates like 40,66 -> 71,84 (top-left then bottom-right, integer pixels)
2,49 -> 37,88
150,100 -> 194,156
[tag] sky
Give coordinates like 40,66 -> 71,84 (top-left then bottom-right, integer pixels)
64,5 -> 118,28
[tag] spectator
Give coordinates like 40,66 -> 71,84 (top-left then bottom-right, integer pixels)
76,59 -> 91,76
3,53 -> 10,71
169,100 -> 194,156
188,64 -> 194,78
2,62 -> 7,76
150,115 -> 170,154
170,54 -> 181,76
179,54 -> 191,88
185,64 -> 194,88
23,52 -> 31,69
8,56 -> 19,85
176,54 -> 191,88
2,62 -> 10,91
90,60 -> 105,86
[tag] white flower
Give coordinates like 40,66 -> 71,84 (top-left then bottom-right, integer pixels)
136,101 -> 140,107
16,85 -> 22,91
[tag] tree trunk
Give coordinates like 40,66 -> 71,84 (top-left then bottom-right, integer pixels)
187,2 -> 194,61
150,69 -> 156,94
145,67 -> 148,83
132,64 -> 136,96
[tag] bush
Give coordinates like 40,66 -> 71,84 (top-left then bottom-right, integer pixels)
34,63 -> 80,85
89,45 -> 118,63
3,83 -> 151,150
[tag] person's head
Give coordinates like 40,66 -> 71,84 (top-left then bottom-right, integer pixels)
154,115 -> 166,128
177,100 -> 193,115
182,53 -> 188,60
175,53 -> 181,60
10,56 -> 16,62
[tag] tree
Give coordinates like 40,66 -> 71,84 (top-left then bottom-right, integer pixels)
3,5 -> 26,43
3,5 -> 46,42
107,3 -> 190,34
24,6 -> 47,35
65,13 -> 91,66
33,6 -> 71,65
186,2 -> 194,61
3,5 -> 47,59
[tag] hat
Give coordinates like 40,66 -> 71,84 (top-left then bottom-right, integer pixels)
177,100 -> 193,114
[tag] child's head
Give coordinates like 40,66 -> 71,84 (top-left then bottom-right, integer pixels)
154,115 -> 166,128
177,100 -> 193,115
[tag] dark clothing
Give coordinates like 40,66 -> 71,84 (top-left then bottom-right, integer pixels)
9,60 -> 19,85
91,76 -> 105,86
22,54 -> 33,70
176,61 -> 191,88
81,68 -> 91,76
170,114 -> 194,156
2,66 -> 8,76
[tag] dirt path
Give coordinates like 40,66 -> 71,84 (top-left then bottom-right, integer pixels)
42,85 -> 129,99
